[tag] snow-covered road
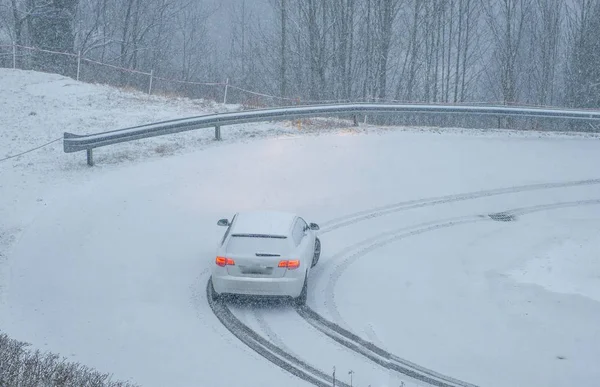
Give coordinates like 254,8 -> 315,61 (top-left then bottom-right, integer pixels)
3,132 -> 600,387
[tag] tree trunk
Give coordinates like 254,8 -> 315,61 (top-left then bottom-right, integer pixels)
280,0 -> 287,98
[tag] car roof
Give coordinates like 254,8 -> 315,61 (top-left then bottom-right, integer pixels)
230,210 -> 298,237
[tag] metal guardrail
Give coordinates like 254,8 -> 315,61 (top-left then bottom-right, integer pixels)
63,103 -> 600,166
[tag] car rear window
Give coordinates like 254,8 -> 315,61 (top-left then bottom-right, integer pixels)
226,234 -> 290,255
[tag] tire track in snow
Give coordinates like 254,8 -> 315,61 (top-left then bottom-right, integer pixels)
206,279 -> 350,387
318,178 -> 600,234
311,178 -> 600,325
298,198 -> 600,387
501,198 -> 600,217
323,217 -> 485,329
253,309 -> 298,357
209,177 -> 600,386
310,177 -> 600,292
295,305 -> 477,387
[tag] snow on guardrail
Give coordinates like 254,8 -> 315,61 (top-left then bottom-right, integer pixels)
63,102 -> 600,165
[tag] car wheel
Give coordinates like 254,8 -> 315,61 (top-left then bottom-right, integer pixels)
209,277 -> 220,301
294,276 -> 308,306
311,237 -> 321,268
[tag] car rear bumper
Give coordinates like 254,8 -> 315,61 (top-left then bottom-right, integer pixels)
212,274 -> 305,298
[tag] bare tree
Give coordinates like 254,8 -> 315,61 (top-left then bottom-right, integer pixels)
484,0 -> 532,104
373,0 -> 402,99
359,0 -> 376,100
2,0 -> 591,109
564,0 -> 600,108
176,0 -> 212,81
459,0 -> 481,102
75,0 -> 108,57
331,0 -> 355,100
303,0 -> 330,100
394,0 -> 421,101
279,0 -> 287,97
533,0 -> 563,105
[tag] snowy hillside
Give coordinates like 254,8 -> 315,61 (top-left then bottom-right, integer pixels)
0,68 -> 281,274
2,69 -> 600,387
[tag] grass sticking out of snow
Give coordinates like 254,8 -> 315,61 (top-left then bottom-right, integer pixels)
0,333 -> 139,387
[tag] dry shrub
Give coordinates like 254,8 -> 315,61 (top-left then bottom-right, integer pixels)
0,332 -> 139,387
151,89 -> 182,99
117,85 -> 142,95
154,144 -> 172,155
241,96 -> 269,110
288,117 -> 356,132
192,99 -> 218,109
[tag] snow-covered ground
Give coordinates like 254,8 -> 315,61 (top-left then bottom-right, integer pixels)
1,68 -> 600,387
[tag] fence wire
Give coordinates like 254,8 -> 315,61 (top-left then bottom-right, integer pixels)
0,43 -> 305,107
4,43 -> 587,111
0,138 -> 62,163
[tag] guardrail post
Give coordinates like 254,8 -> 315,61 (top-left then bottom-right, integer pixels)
86,149 -> 94,166
353,114 -> 359,127
215,125 -> 221,141
12,42 -> 16,69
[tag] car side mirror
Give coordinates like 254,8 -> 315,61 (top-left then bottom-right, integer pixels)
217,219 -> 230,226
309,222 -> 320,231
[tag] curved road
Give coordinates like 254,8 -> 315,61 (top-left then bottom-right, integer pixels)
209,178 -> 600,387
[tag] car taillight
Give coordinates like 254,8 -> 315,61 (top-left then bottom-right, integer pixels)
287,260 -> 300,269
216,256 -> 235,266
278,260 -> 300,269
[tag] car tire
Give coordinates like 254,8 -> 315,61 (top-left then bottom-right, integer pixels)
294,276 -> 308,306
209,277 -> 220,301
311,237 -> 321,268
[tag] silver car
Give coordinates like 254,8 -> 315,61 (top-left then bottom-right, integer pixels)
209,210 -> 321,305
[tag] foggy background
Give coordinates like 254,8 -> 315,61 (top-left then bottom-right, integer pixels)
1,0 -> 599,109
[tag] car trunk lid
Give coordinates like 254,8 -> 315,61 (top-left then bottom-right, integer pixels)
225,234 -> 291,278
